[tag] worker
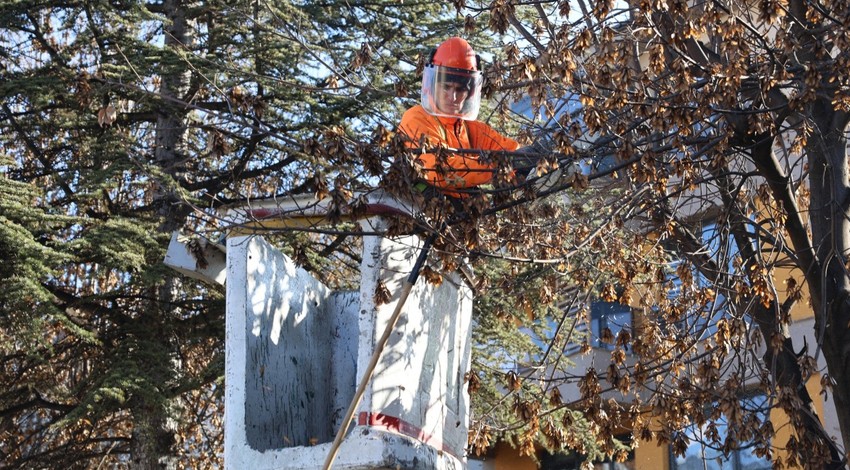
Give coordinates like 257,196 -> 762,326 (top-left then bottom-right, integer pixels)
399,37 -> 520,198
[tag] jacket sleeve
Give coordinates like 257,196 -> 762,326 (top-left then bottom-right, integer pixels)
445,120 -> 520,188
467,120 -> 520,153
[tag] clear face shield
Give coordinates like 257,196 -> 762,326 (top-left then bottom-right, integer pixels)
421,64 -> 483,120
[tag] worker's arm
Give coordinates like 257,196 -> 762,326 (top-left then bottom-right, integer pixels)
466,120 -> 520,153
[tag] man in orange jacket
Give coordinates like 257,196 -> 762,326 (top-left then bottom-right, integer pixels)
399,37 -> 519,198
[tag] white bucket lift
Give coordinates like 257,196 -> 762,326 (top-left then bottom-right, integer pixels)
166,190 -> 474,469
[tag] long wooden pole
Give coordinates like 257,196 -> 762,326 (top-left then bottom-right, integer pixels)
321,231 -> 437,470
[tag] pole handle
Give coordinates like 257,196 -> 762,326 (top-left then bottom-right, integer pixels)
321,230 -> 437,469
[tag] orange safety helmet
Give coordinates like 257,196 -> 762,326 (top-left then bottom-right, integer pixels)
430,37 -> 479,71
421,37 -> 483,120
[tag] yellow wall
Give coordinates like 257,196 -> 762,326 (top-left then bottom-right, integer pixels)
632,375 -> 830,470
492,442 -> 537,470
634,433 -> 669,469
489,437 -> 668,469
770,371 -> 825,461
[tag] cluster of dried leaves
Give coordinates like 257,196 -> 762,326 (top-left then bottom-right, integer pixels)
364,0 -> 850,468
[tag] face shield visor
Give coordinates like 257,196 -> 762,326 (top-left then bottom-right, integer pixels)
421,64 -> 483,120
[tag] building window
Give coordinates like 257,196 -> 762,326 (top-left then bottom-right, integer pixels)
590,301 -> 631,350
670,394 -> 771,470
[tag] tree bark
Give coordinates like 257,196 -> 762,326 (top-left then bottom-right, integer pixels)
668,148 -> 848,467
738,138 -> 845,467
130,0 -> 193,468
807,107 -> 850,458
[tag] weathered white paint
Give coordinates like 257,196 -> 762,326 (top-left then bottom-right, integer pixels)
225,426 -> 464,470
164,231 -> 226,285
225,235 -> 358,459
356,217 -> 474,458
218,189 -> 421,235
224,215 -> 473,469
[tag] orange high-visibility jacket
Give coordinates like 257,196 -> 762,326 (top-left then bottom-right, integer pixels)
399,105 -> 519,195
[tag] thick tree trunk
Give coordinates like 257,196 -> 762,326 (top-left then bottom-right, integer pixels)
807,113 -> 850,460
130,380 -> 179,470
716,148 -> 845,467
752,306 -> 844,468
130,0 -> 193,468
785,0 -> 850,457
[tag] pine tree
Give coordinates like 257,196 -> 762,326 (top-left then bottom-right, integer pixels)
0,1 -> 481,466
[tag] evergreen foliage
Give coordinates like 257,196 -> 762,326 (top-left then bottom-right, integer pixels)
0,1 -> 500,467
